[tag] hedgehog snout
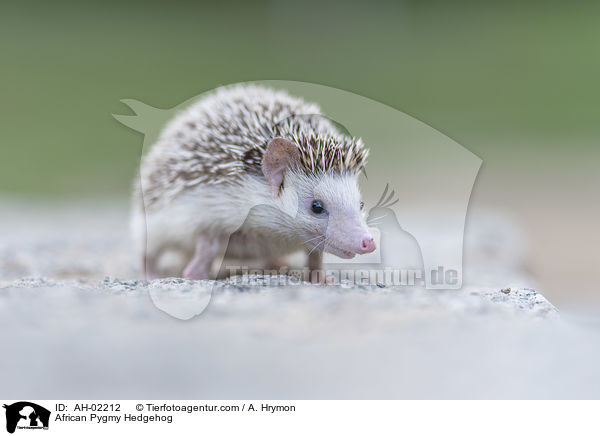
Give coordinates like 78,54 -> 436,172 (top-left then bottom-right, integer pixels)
328,223 -> 376,256
358,236 -> 376,254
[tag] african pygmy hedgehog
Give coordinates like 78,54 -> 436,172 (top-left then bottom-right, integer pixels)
131,84 -> 375,280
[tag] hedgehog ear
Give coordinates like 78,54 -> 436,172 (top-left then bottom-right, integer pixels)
262,137 -> 300,196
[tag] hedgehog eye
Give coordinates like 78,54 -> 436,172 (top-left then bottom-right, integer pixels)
311,200 -> 325,214
360,201 -> 365,210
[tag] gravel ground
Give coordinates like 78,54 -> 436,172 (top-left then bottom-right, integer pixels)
1,198 -> 599,398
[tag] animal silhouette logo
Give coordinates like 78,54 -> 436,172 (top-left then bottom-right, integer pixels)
115,80 -> 482,319
3,402 -> 50,433
366,184 -> 423,272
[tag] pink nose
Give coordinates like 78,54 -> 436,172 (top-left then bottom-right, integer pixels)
359,237 -> 376,254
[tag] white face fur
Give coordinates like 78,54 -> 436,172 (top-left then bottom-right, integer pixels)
275,170 -> 375,258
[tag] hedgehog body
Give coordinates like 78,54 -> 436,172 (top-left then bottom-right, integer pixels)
132,85 -> 375,280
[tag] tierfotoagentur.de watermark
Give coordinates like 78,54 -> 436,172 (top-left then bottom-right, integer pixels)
225,265 -> 459,287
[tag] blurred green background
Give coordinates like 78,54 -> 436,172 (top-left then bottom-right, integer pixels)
1,0 -> 598,303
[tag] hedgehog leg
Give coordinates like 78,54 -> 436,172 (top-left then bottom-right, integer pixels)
307,250 -> 325,284
183,234 -> 224,280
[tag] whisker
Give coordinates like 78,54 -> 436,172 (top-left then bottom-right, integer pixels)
303,234 -> 326,245
308,238 -> 326,256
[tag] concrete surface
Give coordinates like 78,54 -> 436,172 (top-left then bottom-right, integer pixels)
2,198 -> 600,398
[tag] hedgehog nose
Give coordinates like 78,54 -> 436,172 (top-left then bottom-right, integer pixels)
359,236 -> 376,254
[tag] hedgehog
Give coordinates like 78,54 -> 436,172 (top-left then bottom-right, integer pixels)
131,84 -> 376,281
